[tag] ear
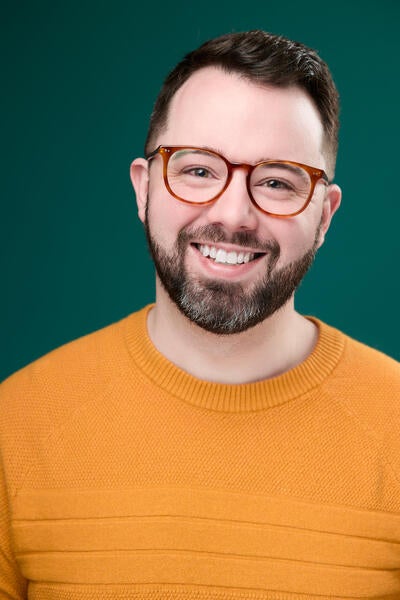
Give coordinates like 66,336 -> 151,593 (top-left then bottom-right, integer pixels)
316,184 -> 342,248
130,158 -> 149,223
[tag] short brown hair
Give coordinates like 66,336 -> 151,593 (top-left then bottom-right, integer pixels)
145,30 -> 340,176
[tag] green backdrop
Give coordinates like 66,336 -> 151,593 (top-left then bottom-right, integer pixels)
1,0 -> 399,380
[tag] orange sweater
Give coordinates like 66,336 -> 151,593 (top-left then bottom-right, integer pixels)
1,305 -> 400,599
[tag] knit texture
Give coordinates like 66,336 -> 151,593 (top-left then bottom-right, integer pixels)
1,305 -> 400,599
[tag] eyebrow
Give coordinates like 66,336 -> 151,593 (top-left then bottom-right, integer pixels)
174,148 -> 217,158
256,162 -> 307,176
192,145 -> 276,164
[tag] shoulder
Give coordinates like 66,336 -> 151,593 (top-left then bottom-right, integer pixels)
0,308 -> 147,427
311,317 -> 399,398
320,321 -> 400,472
2,316 -> 122,396
334,330 -> 400,432
0,308 -> 149,490
319,319 -> 400,404
332,325 -> 399,389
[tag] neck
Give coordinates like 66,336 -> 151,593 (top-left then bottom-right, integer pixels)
146,283 -> 318,384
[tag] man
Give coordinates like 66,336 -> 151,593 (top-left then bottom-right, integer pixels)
1,30 -> 399,599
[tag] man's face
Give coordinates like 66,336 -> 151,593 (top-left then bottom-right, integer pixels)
131,68 -> 341,334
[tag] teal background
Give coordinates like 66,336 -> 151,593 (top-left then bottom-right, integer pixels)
1,0 -> 399,380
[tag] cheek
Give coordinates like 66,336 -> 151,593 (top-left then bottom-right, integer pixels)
147,187 -> 203,247
270,215 -> 322,263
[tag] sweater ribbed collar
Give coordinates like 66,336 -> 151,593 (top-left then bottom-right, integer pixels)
124,305 -> 345,413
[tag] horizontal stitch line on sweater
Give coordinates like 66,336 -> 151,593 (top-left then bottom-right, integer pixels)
12,513 -> 400,545
23,581 -> 350,600
14,484 -> 400,513
15,548 -> 399,572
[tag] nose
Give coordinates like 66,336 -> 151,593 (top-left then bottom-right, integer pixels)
204,170 -> 259,232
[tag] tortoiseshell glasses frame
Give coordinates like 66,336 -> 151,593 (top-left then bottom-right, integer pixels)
146,145 -> 330,218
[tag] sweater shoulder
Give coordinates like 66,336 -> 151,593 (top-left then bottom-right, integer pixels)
337,330 -> 400,389
325,326 -> 400,474
327,326 -> 400,410
0,311 -> 146,492
3,317 -> 123,387
0,312 -> 139,431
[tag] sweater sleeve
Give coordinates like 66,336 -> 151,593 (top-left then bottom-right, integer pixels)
0,458 -> 27,599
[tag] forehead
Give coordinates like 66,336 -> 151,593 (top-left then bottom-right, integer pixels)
159,67 -> 325,167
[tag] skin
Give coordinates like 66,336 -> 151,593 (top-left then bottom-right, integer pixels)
130,67 -> 341,384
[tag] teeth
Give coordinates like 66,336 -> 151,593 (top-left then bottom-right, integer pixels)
215,249 -> 227,263
199,244 -> 255,265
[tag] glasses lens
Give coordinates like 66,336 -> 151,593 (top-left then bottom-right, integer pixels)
250,162 -> 312,215
167,149 -> 227,203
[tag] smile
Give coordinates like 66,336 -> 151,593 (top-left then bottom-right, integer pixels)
194,244 -> 264,265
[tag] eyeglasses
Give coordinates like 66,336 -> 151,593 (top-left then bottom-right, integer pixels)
146,145 -> 329,218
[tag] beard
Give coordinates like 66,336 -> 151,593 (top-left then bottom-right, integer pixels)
144,210 -> 320,335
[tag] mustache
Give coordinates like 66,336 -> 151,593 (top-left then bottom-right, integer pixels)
177,224 -> 280,256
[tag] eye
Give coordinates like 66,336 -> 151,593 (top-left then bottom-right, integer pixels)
260,178 -> 293,191
183,167 -> 213,178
